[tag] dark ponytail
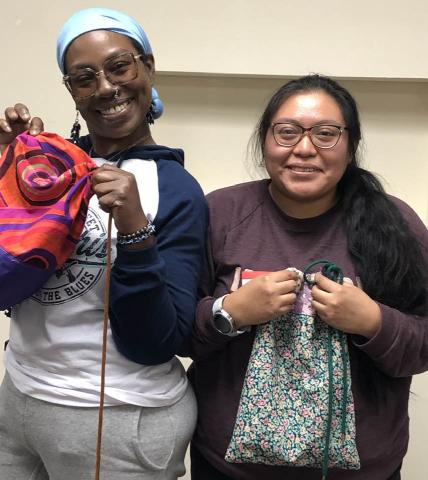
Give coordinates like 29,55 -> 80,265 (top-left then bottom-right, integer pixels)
339,166 -> 427,316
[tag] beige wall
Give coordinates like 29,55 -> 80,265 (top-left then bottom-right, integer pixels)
4,0 -> 428,79
2,2 -> 428,479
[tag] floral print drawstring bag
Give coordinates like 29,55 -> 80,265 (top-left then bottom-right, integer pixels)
225,261 -> 361,479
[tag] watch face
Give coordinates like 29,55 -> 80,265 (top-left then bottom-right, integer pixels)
213,312 -> 233,334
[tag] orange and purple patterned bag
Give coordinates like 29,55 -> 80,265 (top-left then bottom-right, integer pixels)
0,132 -> 95,309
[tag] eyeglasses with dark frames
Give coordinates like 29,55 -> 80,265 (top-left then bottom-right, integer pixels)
272,122 -> 348,149
63,52 -> 143,100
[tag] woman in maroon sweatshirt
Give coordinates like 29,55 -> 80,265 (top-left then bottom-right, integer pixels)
188,74 -> 428,480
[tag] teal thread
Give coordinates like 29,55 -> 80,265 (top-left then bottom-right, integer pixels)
303,259 -> 348,480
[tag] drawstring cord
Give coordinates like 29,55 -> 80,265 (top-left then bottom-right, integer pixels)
303,260 -> 349,480
95,213 -> 113,480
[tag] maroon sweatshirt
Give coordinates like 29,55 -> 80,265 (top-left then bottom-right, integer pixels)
189,179 -> 428,480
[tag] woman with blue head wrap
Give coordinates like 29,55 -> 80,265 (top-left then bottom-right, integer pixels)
0,7 -> 207,480
57,7 -> 164,124
58,7 -> 164,139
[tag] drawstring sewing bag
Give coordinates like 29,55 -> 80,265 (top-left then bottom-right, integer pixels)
225,260 -> 361,479
0,132 -> 95,309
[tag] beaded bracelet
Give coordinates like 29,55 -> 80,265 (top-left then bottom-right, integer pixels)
116,221 -> 156,245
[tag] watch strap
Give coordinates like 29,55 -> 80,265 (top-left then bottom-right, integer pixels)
212,295 -> 250,337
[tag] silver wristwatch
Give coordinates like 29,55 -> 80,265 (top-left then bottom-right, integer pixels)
212,295 -> 250,337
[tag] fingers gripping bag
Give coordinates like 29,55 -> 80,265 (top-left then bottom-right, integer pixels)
225,261 -> 360,479
0,132 -> 96,309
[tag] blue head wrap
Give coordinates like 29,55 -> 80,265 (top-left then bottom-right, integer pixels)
56,7 -> 163,119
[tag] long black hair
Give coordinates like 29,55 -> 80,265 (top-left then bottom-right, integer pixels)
252,74 -> 428,401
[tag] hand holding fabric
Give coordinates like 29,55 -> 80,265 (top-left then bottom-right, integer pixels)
0,104 -> 44,153
311,272 -> 381,338
91,164 -> 149,235
223,269 -> 299,329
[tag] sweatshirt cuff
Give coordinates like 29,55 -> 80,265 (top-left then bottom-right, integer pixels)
115,241 -> 160,267
352,303 -> 400,360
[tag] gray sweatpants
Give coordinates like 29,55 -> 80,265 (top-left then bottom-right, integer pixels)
0,373 -> 197,480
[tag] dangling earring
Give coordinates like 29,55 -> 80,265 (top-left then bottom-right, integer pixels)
114,87 -> 120,99
70,110 -> 81,145
145,104 -> 155,125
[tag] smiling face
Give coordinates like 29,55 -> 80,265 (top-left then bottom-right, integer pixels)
263,90 -> 349,218
65,30 -> 155,154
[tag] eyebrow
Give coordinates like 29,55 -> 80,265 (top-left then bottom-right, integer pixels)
67,49 -> 136,71
273,118 -> 343,126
